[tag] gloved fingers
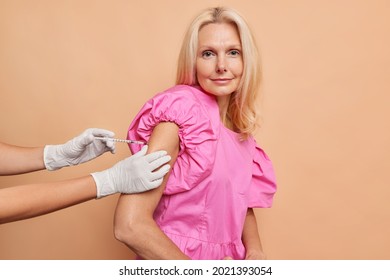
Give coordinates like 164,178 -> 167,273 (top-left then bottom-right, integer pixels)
106,140 -> 116,154
89,128 -> 115,138
149,164 -> 171,181
143,150 -> 169,163
145,177 -> 164,190
88,128 -> 116,154
131,145 -> 148,159
74,130 -> 95,148
148,155 -> 172,171
96,138 -> 116,154
74,128 -> 114,149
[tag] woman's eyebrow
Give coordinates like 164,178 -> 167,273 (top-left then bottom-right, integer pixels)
198,44 -> 242,50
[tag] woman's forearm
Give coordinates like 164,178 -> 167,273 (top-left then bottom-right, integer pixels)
242,208 -> 266,259
125,222 -> 190,259
115,193 -> 190,259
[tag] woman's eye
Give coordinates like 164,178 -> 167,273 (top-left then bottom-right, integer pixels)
202,51 -> 214,58
229,50 -> 240,56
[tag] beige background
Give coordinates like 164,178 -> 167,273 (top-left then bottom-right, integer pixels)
1,0 -> 389,259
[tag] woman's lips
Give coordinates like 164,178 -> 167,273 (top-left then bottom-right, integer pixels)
210,78 -> 233,85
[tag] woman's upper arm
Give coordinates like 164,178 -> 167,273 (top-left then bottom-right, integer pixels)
115,122 -> 180,222
147,122 -> 180,164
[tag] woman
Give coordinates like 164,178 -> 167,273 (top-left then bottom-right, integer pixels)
114,7 -> 277,260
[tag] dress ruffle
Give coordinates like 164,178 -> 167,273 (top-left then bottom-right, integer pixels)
127,85 -> 218,195
248,144 -> 277,208
165,231 -> 246,260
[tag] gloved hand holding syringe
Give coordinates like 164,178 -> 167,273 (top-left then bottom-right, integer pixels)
43,128 -> 171,198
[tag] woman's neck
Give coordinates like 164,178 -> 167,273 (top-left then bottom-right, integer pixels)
217,95 -> 232,128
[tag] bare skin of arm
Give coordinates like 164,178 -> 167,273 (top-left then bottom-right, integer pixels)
0,176 -> 97,224
241,208 -> 266,259
0,142 -> 95,224
0,142 -> 45,175
114,122 -> 190,259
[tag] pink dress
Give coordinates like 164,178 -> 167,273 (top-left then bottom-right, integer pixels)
127,85 -> 277,260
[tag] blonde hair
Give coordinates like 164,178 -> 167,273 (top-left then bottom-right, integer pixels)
176,7 -> 262,138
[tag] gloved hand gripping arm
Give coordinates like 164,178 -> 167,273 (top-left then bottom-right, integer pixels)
92,145 -> 171,198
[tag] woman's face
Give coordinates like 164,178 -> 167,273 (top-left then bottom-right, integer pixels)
196,22 -> 243,99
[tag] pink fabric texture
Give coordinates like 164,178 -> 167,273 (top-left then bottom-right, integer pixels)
127,85 -> 277,260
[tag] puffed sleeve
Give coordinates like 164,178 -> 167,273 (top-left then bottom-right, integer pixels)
127,85 -> 218,195
248,144 -> 277,208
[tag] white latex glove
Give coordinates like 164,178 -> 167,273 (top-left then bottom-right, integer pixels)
91,145 -> 171,198
44,128 -> 116,171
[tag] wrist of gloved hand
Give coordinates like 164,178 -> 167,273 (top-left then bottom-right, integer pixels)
90,170 -> 116,198
43,145 -> 68,171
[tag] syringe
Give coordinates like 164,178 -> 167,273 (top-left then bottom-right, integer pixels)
95,137 -> 146,145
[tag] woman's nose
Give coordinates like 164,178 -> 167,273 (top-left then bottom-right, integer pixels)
216,57 -> 227,73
